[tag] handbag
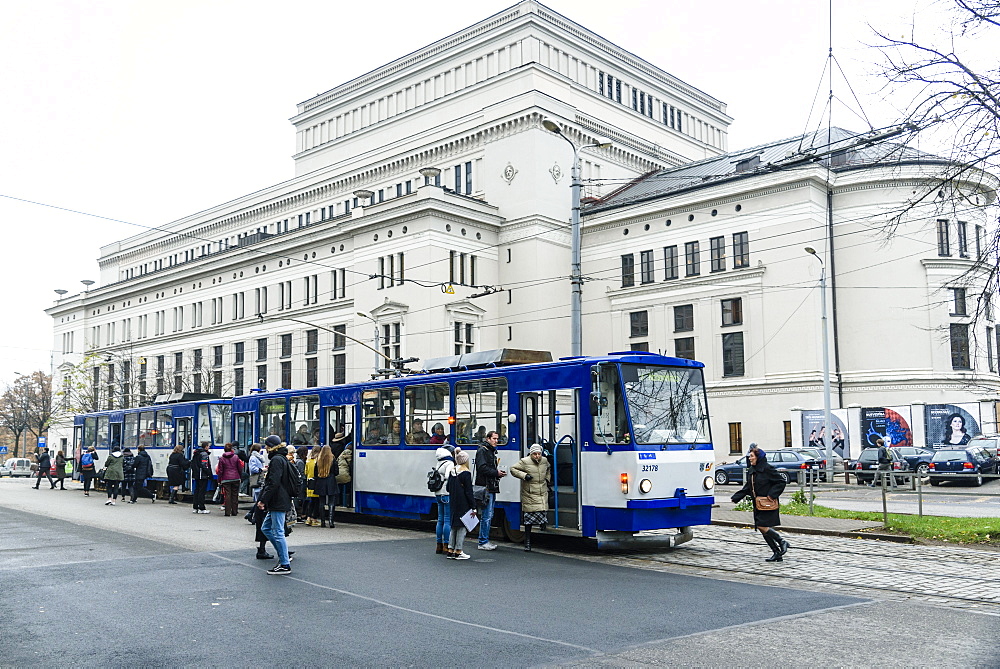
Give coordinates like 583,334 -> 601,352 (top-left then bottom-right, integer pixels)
751,476 -> 778,511
473,485 -> 489,507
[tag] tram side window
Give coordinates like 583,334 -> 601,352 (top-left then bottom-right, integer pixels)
156,409 -> 174,448
260,398 -> 287,442
362,388 -> 399,444
454,378 -> 507,446
198,405 -> 213,446
326,405 -> 355,454
83,417 -> 98,449
123,413 -> 139,450
405,383 -> 449,444
211,404 -> 233,449
138,411 -> 156,447
97,416 -> 111,448
592,365 -> 629,444
290,395 -> 320,445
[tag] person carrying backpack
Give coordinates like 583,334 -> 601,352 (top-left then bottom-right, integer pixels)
431,446 -> 456,555
258,436 -> 298,575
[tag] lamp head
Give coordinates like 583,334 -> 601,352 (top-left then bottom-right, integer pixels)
54,289 -> 68,296
541,118 -> 562,134
593,139 -> 612,149
804,247 -> 817,255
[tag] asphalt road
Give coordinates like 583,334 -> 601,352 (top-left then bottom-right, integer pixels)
2,476 -> 1000,667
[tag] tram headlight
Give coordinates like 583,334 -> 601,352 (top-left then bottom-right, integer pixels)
620,473 -> 628,494
639,478 -> 652,494
703,476 -> 715,491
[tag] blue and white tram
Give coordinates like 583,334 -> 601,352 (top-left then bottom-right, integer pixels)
73,395 -> 233,487
233,349 -> 714,549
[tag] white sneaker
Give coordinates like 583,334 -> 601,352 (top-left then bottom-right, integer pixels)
454,552 -> 471,560
477,543 -> 497,551
105,500 -> 112,506
109,501 -> 116,506
192,509 -> 200,513
200,509 -> 210,514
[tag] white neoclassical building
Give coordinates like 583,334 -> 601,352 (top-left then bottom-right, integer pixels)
46,1 -> 998,460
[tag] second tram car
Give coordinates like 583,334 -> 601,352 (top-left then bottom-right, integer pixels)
232,349 -> 715,548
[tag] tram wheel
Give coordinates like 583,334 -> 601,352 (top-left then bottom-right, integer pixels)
501,511 -> 525,543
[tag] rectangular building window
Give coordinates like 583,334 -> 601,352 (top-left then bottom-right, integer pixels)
722,332 -> 745,376
331,268 -> 346,300
728,422 -> 743,456
256,364 -> 267,391
256,337 -> 267,362
784,421 -> 792,448
234,342 -> 244,365
306,358 -> 318,388
332,324 -> 347,351
333,354 -> 346,385
732,232 -> 749,268
280,361 -> 292,389
455,165 -> 462,193
306,329 -> 318,354
989,327 -> 995,372
629,311 -> 649,338
630,342 -> 649,351
710,236 -> 726,272
937,219 -> 950,256
280,333 -> 292,358
174,352 -> 183,372
454,322 -> 474,355
685,241 -> 700,276
382,322 -> 401,361
621,254 -> 635,288
675,337 -> 695,360
976,225 -> 984,260
192,348 -> 202,370
957,221 -> 969,257
674,304 -> 694,332
664,245 -> 678,280
640,250 -> 654,284
721,298 -> 743,326
952,287 -> 967,316
465,161 -> 472,194
951,323 -> 970,369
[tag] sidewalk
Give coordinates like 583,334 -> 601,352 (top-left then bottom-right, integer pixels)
711,499 -> 899,541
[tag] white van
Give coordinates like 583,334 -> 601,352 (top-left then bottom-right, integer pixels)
4,458 -> 35,477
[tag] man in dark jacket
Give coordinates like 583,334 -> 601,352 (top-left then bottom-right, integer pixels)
33,449 -> 54,489
474,431 -> 506,551
258,436 -> 297,575
190,442 -> 214,514
129,445 -> 156,503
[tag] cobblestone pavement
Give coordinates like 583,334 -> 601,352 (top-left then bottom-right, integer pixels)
578,525 -> 1000,615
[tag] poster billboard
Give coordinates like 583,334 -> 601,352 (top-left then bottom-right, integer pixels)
924,404 -> 981,447
801,410 -> 851,458
861,407 -> 913,451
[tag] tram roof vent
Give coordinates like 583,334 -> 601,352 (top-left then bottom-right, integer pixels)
152,392 -> 222,405
422,348 -> 552,373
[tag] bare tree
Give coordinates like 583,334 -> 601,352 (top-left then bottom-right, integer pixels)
0,372 -> 51,458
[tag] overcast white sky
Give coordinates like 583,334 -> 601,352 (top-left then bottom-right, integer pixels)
1,0 -> 941,383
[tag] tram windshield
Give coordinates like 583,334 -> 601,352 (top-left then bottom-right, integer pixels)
620,364 -> 710,445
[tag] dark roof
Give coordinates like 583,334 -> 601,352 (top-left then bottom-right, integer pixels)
585,126 -> 947,214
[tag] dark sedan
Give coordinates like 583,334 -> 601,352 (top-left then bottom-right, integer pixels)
928,446 -> 1000,487
853,447 -> 908,485
714,450 -> 820,485
891,447 -> 934,476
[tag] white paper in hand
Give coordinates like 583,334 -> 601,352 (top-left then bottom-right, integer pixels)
460,509 -> 479,532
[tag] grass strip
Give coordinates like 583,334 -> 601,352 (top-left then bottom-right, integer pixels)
779,500 -> 1000,545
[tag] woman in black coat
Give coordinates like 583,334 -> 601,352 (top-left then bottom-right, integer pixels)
731,445 -> 790,562
166,445 -> 189,504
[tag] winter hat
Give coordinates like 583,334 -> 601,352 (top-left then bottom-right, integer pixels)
435,447 -> 453,461
264,435 -> 282,448
455,450 -> 469,465
528,444 -> 543,455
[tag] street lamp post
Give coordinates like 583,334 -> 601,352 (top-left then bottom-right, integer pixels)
542,118 -> 610,357
805,247 -> 834,482
357,312 -> 380,376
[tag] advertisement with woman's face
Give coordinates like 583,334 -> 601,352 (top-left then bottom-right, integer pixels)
924,404 -> 981,447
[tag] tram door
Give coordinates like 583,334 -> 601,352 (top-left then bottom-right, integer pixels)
323,405 -> 354,508
519,389 -> 579,529
110,423 -> 123,450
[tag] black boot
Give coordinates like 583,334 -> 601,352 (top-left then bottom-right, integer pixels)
762,532 -> 782,562
328,505 -> 335,528
766,529 -> 789,556
524,525 -> 532,552
256,541 -> 273,560
168,489 -> 178,504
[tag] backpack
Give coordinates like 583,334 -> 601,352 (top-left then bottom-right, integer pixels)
81,452 -> 93,467
427,462 -> 445,492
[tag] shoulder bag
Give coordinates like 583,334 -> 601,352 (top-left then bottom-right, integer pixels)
751,475 -> 778,511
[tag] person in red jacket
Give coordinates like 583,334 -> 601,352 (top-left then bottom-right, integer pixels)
216,443 -> 245,516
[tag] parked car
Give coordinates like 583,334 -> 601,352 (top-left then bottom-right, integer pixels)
853,448 -> 908,485
967,435 -> 1000,458
0,462 -> 11,477
3,458 -> 35,477
714,450 -> 820,485
891,446 -> 934,476
928,446 -> 1000,487
790,447 -> 845,481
